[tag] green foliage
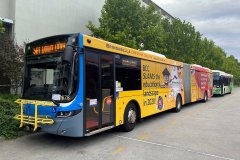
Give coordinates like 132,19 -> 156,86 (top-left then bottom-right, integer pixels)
161,19 -> 202,63
87,0 -> 141,48
87,0 -> 166,52
0,35 -> 24,94
0,94 -> 22,139
88,0 -> 240,84
0,21 -> 5,34
222,56 -> 240,80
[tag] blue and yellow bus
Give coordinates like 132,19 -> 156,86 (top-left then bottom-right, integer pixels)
15,33 -> 213,137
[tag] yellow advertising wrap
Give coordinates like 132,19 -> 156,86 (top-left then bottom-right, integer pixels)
83,35 -> 185,126
191,69 -> 197,102
142,61 -> 170,108
115,59 -> 184,126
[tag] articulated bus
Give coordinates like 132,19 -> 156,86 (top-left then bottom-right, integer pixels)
15,33 -> 213,137
187,65 -> 213,103
213,70 -> 233,95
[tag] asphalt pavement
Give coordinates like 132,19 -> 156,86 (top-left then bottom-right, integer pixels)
1,88 -> 240,160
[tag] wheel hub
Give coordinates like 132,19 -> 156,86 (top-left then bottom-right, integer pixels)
128,109 -> 136,124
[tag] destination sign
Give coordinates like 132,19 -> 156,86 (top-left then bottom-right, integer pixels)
32,42 -> 66,55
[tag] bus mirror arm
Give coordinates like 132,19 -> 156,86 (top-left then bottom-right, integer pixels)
59,37 -> 77,98
67,52 -> 77,96
62,36 -> 77,65
62,46 -> 74,65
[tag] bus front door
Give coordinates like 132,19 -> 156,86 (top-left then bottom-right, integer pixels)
85,51 -> 114,133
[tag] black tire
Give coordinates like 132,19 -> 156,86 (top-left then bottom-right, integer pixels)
123,103 -> 137,132
202,91 -> 208,103
174,95 -> 182,112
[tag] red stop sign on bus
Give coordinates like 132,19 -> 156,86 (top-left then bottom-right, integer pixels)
106,97 -> 112,105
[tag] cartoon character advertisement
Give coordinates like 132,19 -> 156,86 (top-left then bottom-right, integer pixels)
169,65 -> 183,104
141,60 -> 183,110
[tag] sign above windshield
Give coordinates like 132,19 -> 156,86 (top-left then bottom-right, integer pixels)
32,42 -> 66,55
26,35 -> 71,56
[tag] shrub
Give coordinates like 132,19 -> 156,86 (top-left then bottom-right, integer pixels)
0,94 -> 22,139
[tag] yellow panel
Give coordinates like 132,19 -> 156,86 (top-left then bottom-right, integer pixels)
115,59 -> 185,126
115,91 -> 142,126
191,69 -> 197,102
82,35 -> 187,127
83,35 -> 183,67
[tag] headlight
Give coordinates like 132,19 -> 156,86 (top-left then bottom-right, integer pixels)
57,109 -> 82,118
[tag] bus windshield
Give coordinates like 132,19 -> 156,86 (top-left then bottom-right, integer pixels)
23,55 -> 61,101
22,35 -> 79,102
213,74 -> 220,86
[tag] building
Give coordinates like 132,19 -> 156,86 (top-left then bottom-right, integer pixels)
142,0 -> 174,20
0,0 -> 106,45
0,0 -> 174,46
0,0 -> 15,37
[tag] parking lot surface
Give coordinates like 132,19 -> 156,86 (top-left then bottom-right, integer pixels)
1,88 -> 240,160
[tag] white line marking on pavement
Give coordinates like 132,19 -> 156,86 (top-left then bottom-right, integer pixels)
117,135 -> 236,160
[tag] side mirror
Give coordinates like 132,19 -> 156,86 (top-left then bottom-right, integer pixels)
62,46 -> 74,65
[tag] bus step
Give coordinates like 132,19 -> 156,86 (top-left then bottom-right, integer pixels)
85,125 -> 114,136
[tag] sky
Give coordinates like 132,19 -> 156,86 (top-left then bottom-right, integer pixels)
152,0 -> 240,61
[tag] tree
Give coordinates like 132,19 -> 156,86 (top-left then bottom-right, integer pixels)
0,21 -> 5,34
161,19 -> 202,63
222,55 -> 240,79
0,35 -> 24,94
87,0 -> 240,84
87,0 -> 167,52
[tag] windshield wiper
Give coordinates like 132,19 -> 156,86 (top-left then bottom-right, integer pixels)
51,99 -> 60,106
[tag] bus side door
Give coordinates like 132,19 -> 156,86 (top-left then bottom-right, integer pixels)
85,50 -> 115,133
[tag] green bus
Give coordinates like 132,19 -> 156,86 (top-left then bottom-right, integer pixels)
213,70 -> 233,95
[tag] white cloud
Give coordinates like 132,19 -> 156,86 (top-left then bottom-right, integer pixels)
192,18 -> 240,35
152,0 -> 240,61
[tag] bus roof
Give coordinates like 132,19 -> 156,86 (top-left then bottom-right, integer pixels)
212,70 -> 233,77
26,33 -> 75,46
225,73 -> 233,77
190,64 -> 211,73
212,70 -> 225,76
191,64 -> 202,67
142,50 -> 166,58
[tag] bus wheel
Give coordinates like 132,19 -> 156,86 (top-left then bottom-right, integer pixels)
202,92 -> 208,103
174,95 -> 182,112
123,103 -> 137,132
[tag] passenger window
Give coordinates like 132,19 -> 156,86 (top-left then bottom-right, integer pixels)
115,55 -> 141,91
